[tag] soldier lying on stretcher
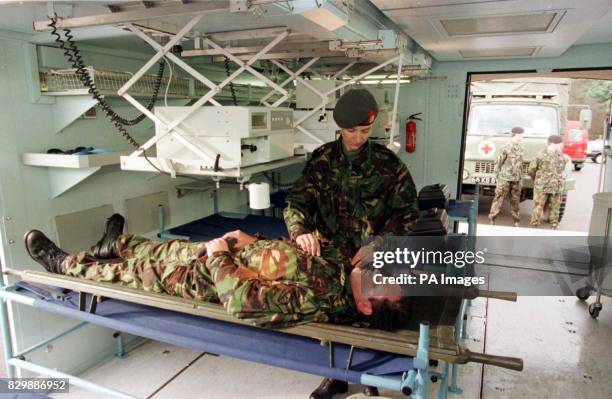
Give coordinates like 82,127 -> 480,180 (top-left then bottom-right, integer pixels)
24,214 -> 410,330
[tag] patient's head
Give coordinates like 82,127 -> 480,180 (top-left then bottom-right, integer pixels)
350,268 -> 410,330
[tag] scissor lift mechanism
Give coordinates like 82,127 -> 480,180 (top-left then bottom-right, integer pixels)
34,1 -> 412,182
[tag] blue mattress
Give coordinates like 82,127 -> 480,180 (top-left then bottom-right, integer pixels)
17,284 -> 413,384
447,199 -> 472,219
169,214 -> 288,241
170,196 -> 471,242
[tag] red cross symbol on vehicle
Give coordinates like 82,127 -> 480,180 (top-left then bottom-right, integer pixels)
481,143 -> 493,155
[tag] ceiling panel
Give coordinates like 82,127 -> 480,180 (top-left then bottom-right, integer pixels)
575,8 -> 612,45
372,0 -> 612,61
440,12 -> 557,36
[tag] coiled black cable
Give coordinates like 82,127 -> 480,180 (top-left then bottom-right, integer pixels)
224,56 -> 238,105
48,16 -> 165,148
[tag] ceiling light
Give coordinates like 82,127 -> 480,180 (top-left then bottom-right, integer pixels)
460,47 -> 537,58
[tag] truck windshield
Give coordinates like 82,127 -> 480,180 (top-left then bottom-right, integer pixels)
467,104 -> 558,137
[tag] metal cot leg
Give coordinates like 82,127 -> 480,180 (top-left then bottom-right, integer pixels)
448,363 -> 463,394
0,296 -> 15,378
437,362 -> 449,399
360,322 -> 432,397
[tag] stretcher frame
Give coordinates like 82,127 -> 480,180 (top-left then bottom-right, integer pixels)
1,269 -> 453,399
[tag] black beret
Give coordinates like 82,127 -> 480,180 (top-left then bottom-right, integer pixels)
511,126 -> 524,135
333,89 -> 379,129
548,135 -> 562,144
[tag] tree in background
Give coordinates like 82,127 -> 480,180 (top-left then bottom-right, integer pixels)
587,81 -> 612,140
587,80 -> 612,104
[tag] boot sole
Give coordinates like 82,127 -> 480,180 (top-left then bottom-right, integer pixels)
23,230 -> 39,262
92,215 -> 124,258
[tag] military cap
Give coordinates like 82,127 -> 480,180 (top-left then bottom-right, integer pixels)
548,135 -> 562,144
333,89 -> 379,128
511,126 -> 524,136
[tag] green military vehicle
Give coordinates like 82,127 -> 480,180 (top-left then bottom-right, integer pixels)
462,91 -> 576,221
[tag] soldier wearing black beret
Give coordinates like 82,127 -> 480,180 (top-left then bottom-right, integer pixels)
284,88 -> 420,398
333,88 -> 380,129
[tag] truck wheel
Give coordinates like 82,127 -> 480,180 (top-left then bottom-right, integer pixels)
558,193 -> 568,222
593,154 -> 602,164
574,163 -> 583,171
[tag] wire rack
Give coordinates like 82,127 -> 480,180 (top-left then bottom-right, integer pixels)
40,67 -> 290,103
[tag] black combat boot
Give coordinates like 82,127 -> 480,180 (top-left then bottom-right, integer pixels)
24,230 -> 67,274
309,378 -> 348,399
91,214 -> 125,259
363,385 -> 380,396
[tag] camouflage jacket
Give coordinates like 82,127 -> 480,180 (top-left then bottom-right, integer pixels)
495,142 -> 524,182
63,235 -> 353,329
284,139 -> 419,263
206,239 -> 354,328
528,149 -> 566,193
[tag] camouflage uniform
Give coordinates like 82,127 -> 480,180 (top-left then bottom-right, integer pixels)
62,235 -> 353,328
489,142 -> 524,222
528,149 -> 566,227
284,139 -> 419,267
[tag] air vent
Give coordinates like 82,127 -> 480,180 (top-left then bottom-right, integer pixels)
460,47 -> 537,58
441,13 -> 558,36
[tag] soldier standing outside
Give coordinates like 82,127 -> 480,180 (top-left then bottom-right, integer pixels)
284,89 -> 419,399
529,135 -> 566,230
489,126 -> 525,226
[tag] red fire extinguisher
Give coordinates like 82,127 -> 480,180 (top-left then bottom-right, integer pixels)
405,113 -> 422,153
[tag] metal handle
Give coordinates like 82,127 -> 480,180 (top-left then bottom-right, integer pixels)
459,349 -> 524,371
477,289 -> 517,302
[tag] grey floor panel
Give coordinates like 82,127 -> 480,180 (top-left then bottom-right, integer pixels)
151,353 -> 324,399
482,296 -> 612,399
49,340 -> 202,399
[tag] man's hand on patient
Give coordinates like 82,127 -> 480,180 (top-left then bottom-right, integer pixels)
351,244 -> 376,269
222,230 -> 256,249
296,233 -> 320,256
206,238 -> 230,255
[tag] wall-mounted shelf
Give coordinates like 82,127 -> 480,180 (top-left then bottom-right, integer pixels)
22,151 -> 129,168
120,154 -> 306,180
23,151 -> 130,197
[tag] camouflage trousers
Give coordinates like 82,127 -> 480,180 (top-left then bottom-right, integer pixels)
61,235 -> 219,302
489,181 -> 521,222
530,190 -> 561,228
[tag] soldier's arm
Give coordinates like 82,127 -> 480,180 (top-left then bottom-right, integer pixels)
206,252 -> 327,327
379,163 -> 420,235
495,148 -> 508,174
283,159 -> 320,240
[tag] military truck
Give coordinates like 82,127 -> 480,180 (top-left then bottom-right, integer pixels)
462,82 -> 576,221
